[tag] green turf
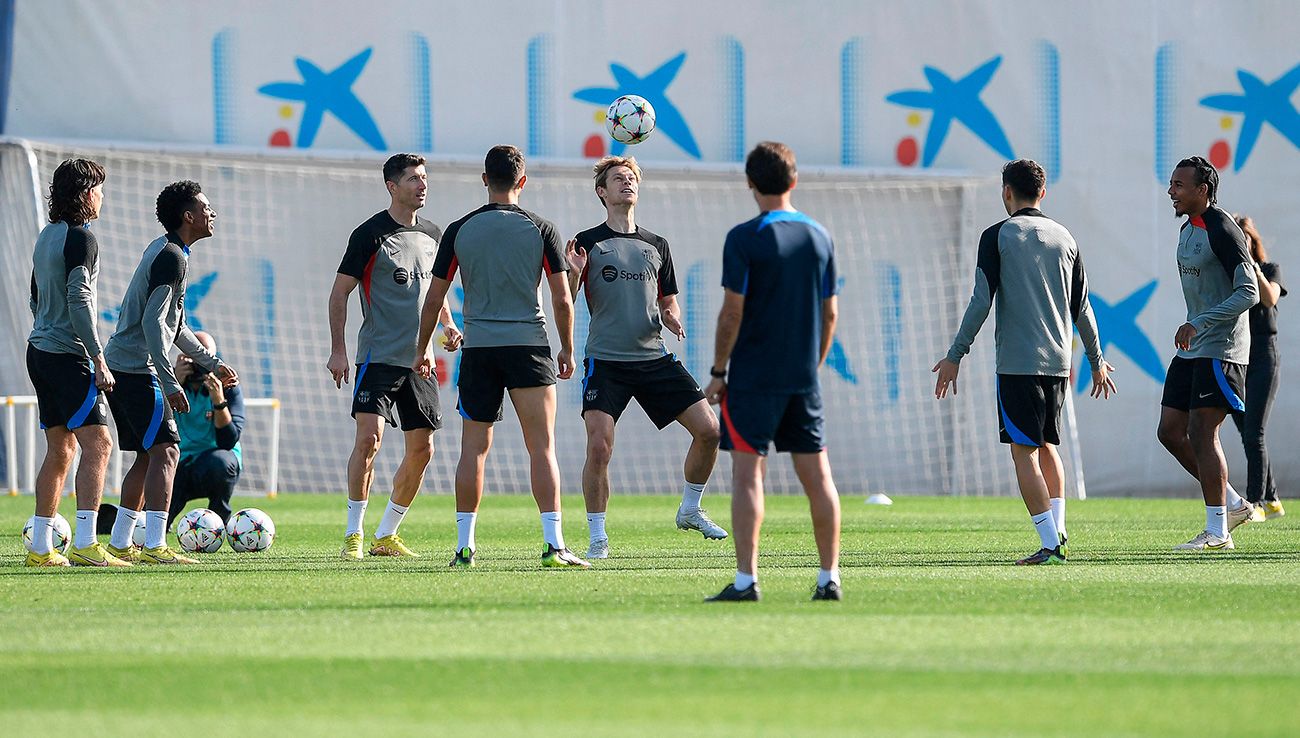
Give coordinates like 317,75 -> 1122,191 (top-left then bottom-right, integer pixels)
2,493 -> 1298,737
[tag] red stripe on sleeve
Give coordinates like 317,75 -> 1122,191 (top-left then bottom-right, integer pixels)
361,253 -> 377,304
447,255 -> 458,281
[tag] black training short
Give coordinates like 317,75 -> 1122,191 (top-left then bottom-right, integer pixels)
25,344 -> 108,430
719,388 -> 826,456
456,345 -> 556,423
1160,356 -> 1246,413
352,361 -> 442,431
995,374 -> 1065,447
580,355 -> 704,429
108,371 -> 179,452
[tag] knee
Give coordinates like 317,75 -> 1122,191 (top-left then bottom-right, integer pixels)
152,443 -> 180,469
586,436 -> 614,468
407,442 -> 433,467
79,427 -> 113,461
694,418 -> 722,448
355,432 -> 381,459
1156,422 -> 1184,449
213,450 -> 241,479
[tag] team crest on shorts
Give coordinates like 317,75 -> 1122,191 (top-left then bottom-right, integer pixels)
586,389 -> 598,402
357,391 -> 371,403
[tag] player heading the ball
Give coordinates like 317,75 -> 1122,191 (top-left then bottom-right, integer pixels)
566,155 -> 726,561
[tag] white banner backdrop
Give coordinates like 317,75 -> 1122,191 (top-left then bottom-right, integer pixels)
4,0 -> 1298,495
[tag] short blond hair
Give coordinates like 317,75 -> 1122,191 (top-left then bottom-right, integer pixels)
593,156 -> 642,203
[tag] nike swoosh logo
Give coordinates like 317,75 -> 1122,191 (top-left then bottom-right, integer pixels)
1199,392 -> 1214,399
1215,512 -> 1225,517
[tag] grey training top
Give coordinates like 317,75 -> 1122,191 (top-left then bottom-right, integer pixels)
947,208 -> 1104,377
104,233 -> 219,394
29,221 -> 104,358
574,223 -> 678,361
431,203 -> 567,349
1175,206 -> 1258,363
337,211 -> 442,368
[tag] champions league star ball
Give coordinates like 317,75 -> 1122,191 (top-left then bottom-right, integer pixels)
176,508 -> 225,553
21,513 -> 71,554
226,508 -> 275,552
606,95 -> 656,145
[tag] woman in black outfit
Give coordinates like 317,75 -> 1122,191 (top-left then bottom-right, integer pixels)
1233,216 -> 1287,519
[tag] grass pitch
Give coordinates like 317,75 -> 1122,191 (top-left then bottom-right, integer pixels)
1,493 -> 1298,737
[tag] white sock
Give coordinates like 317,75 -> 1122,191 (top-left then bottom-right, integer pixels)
1207,505 -> 1228,538
587,512 -> 607,543
74,510 -> 97,549
374,499 -> 408,539
456,512 -> 477,552
31,515 -> 54,555
540,511 -> 564,549
109,507 -> 139,549
346,499 -> 368,536
1225,484 -> 1246,509
680,481 -> 706,512
144,510 -> 168,550
817,568 -> 840,587
1031,510 -> 1060,551
1049,497 -> 1066,537
734,571 -> 756,590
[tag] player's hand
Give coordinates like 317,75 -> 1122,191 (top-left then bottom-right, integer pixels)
441,324 -> 463,352
215,362 -> 239,388
412,355 -> 433,380
1174,322 -> 1197,351
93,356 -> 116,392
1090,360 -> 1118,399
166,390 -> 190,414
704,377 -> 727,405
174,357 -> 194,385
565,238 -> 587,273
556,348 -> 574,380
661,310 -> 686,342
932,358 -> 960,399
327,351 -> 351,388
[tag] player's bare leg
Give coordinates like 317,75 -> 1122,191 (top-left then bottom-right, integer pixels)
581,410 -> 615,558
447,419 -> 493,567
792,451 -> 840,571
27,426 -> 75,561
63,424 -> 122,565
512,384 -> 587,566
1040,443 -> 1067,546
1010,444 -> 1062,565
136,441 -> 194,564
673,399 -> 726,538
1161,406 -> 1244,549
370,428 -> 433,557
729,452 -> 766,585
341,413 -> 384,558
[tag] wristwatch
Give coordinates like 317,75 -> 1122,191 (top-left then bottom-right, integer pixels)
709,366 -> 727,379
212,401 -> 229,410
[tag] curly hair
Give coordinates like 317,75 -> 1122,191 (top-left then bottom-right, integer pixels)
47,158 -> 106,225
592,155 -> 642,204
1001,159 -> 1046,201
156,180 -> 203,232
1175,156 -> 1219,205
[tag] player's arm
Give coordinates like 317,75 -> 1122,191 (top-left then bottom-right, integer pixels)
437,299 -> 461,352
934,223 -> 1001,398
141,249 -> 189,411
61,228 -> 115,390
29,272 -> 38,318
210,382 -> 245,449
565,237 -> 587,298
1069,252 -> 1117,399
656,238 -> 685,340
817,243 -> 839,366
706,289 -> 744,404
327,274 -> 358,387
1178,215 -> 1260,349
540,220 -> 574,379
415,276 -> 453,375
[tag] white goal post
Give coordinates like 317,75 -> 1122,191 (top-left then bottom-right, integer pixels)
0,137 -> 1087,499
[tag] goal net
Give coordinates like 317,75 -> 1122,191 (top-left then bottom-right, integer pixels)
0,138 -> 1086,499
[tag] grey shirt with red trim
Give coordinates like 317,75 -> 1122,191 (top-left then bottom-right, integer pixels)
574,223 -> 678,361
947,208 -> 1104,377
1176,206 -> 1259,363
104,233 -> 219,394
337,211 -> 441,368
29,221 -> 105,358
432,203 -> 567,349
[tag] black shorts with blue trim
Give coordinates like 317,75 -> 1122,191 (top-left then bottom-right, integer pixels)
25,344 -> 108,430
580,355 -> 704,429
1160,356 -> 1246,412
456,345 -> 556,423
351,361 -> 442,431
107,371 -> 179,452
719,388 -> 825,456
996,374 -> 1065,447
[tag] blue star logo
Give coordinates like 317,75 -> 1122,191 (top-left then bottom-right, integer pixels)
886,56 -> 1015,167
1076,280 -> 1164,393
1200,63 -> 1300,171
574,52 -> 701,158
184,272 -> 219,332
258,49 -> 387,150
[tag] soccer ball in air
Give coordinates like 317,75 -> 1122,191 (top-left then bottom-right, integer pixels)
226,508 -> 275,552
21,513 -> 71,554
606,95 -> 656,144
176,508 -> 225,553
